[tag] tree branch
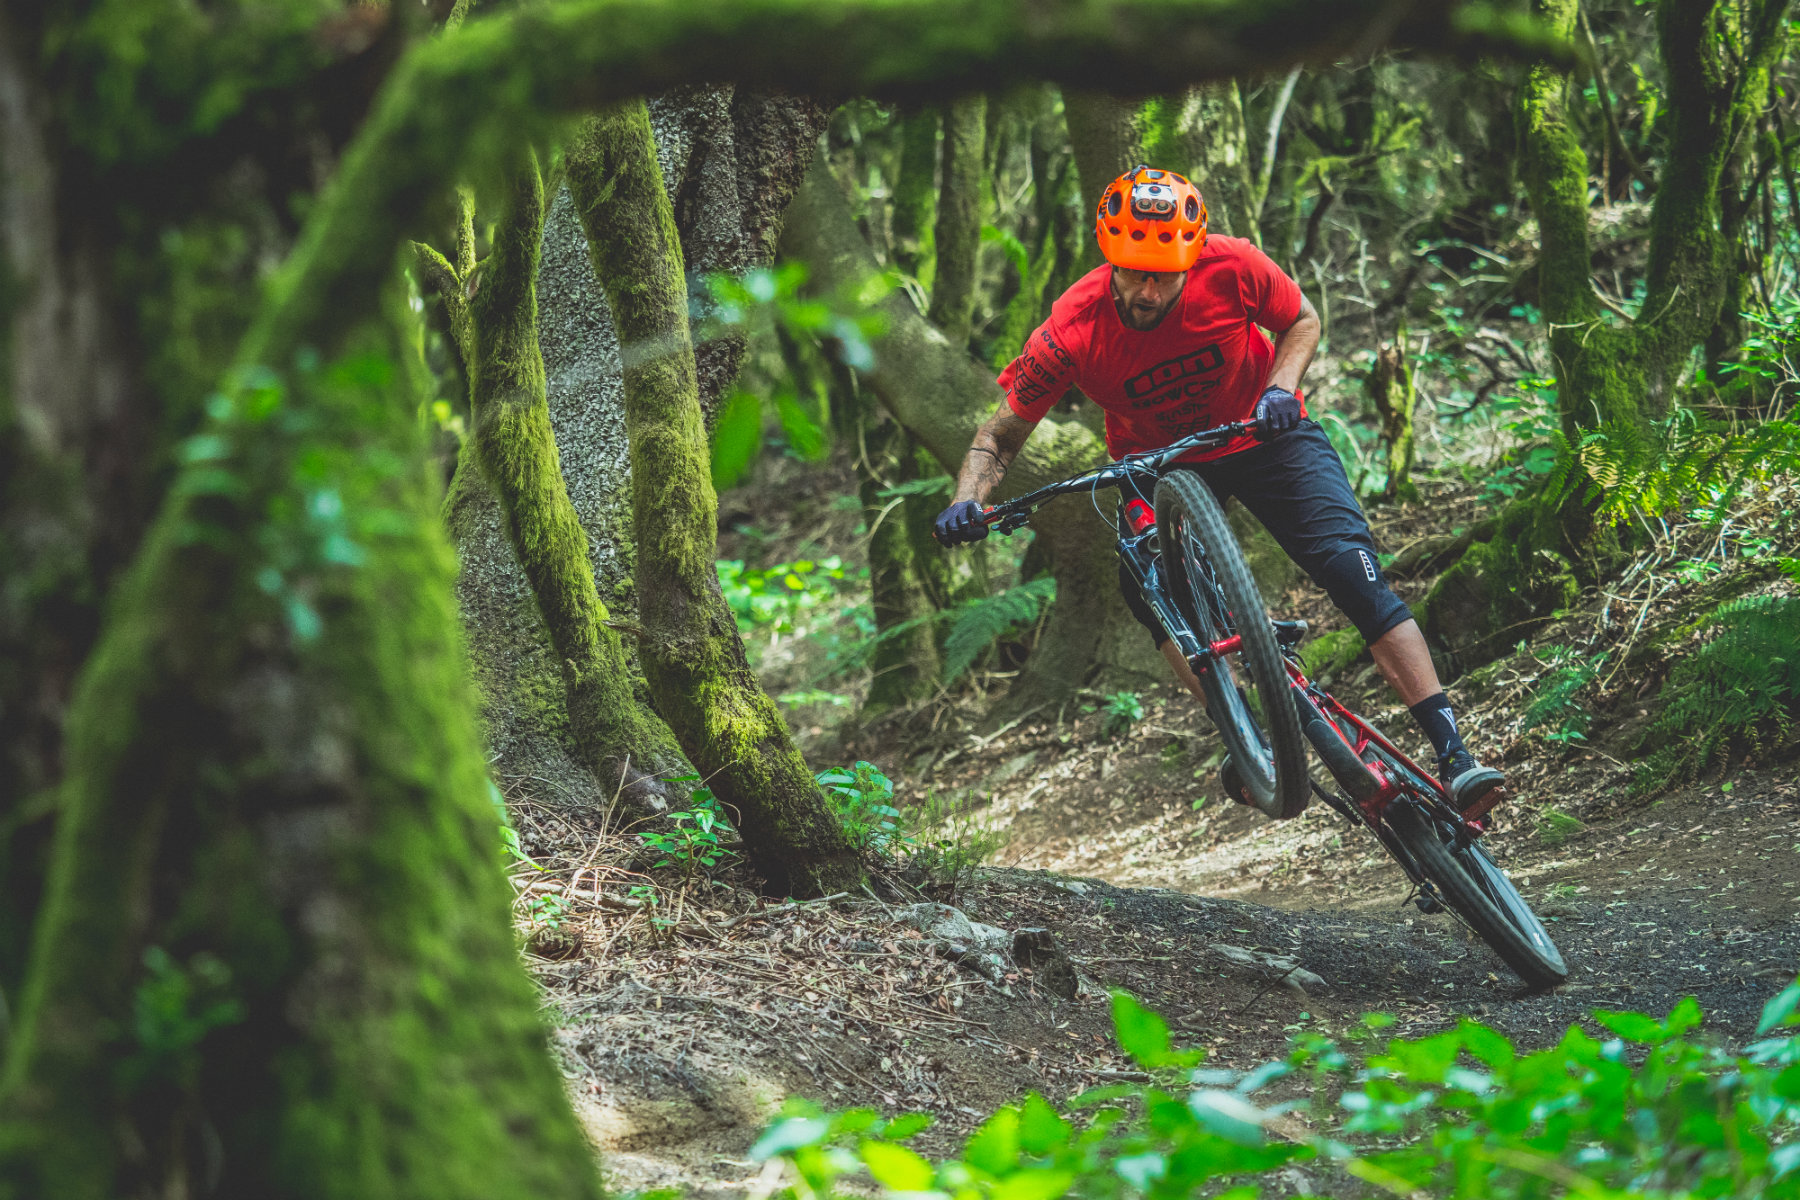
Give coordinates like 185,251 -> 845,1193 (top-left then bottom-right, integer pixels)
245,0 -> 1572,370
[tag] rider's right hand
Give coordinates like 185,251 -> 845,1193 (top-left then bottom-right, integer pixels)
1252,386 -> 1302,439
933,499 -> 990,546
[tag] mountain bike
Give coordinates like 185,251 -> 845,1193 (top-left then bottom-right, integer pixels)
965,420 -> 1568,989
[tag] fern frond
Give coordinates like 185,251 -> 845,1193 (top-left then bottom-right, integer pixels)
941,577 -> 1056,683
1574,410 -> 1800,526
1635,594 -> 1800,791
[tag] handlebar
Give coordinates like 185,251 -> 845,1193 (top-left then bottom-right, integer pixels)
974,418 -> 1258,535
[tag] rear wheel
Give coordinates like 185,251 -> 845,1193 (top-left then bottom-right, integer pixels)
1155,472 -> 1309,819
1383,800 -> 1568,989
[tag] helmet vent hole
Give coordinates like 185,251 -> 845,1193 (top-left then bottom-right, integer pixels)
1107,193 -> 1123,216
1108,226 -> 1121,236
1182,230 -> 1196,240
1158,231 -> 1173,242
1146,169 -> 1164,179
1129,229 -> 1145,240
1185,197 -> 1200,220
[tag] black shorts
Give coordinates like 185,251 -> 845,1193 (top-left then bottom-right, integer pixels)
1119,420 -> 1411,648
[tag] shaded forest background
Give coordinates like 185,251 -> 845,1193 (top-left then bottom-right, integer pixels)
2,0 -> 1799,1195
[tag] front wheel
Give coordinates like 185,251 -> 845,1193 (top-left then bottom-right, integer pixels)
1383,800 -> 1568,989
1155,472 -> 1309,819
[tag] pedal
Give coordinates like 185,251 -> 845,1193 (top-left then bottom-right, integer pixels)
1414,891 -> 1445,915
1460,782 -> 1508,825
1271,619 -> 1308,647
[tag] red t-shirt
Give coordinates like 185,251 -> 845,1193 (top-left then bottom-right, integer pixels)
997,236 -> 1304,463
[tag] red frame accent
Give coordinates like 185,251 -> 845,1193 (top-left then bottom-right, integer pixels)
1208,634 -> 1242,657
1281,659 -> 1478,832
1125,498 -> 1156,534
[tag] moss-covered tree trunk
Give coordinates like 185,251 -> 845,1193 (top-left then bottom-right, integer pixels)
568,105 -> 862,897
847,380 -> 945,713
990,85 -> 1083,369
1366,337 -> 1419,503
0,52 -> 606,1190
432,156 -> 690,812
926,96 -> 987,346
1063,90 -> 1145,274
448,90 -> 826,822
890,107 -> 941,284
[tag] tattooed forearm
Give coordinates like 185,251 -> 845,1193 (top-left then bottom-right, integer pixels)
953,411 -> 1036,504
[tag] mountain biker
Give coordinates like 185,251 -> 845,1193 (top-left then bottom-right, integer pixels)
933,165 -> 1505,820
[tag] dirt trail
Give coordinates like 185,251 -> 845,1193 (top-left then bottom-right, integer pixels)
539,711 -> 1796,1196
905,680 -> 1800,1024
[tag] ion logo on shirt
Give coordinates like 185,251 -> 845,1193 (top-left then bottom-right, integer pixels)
1122,343 -> 1225,409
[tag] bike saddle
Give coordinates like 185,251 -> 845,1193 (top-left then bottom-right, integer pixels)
1271,619 -> 1308,647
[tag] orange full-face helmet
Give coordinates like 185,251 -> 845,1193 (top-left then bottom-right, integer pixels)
1095,165 -> 1208,273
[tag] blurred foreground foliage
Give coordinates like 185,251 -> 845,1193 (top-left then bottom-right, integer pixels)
754,982 -> 1800,1200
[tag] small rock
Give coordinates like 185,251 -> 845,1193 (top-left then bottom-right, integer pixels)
1012,927 -> 1078,999
527,926 -> 583,960
905,903 -> 1009,955
1209,943 -> 1327,993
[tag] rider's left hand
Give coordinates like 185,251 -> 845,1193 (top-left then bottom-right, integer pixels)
1253,386 -> 1302,439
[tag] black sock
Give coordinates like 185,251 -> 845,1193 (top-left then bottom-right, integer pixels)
1408,692 -> 1466,761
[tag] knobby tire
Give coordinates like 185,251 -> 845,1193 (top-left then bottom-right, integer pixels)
1155,472 -> 1310,820
1383,800 -> 1568,989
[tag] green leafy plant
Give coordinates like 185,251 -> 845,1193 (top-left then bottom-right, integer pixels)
1556,407 -> 1800,528
753,983 -> 1800,1200
639,779 -> 736,875
899,788 -> 1006,900
1637,594 -> 1800,790
817,761 -> 906,854
1099,690 -> 1145,739
941,576 -> 1056,683
717,556 -> 859,635
122,947 -> 247,1091
526,893 -> 571,930
639,807 -> 730,874
492,779 -> 543,872
703,262 -> 891,488
1467,375 -> 1563,505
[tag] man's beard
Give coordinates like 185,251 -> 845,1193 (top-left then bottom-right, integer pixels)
1118,295 -> 1173,331
1120,301 -> 1165,330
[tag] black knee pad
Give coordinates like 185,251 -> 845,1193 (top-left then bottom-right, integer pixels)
1312,545 -> 1412,643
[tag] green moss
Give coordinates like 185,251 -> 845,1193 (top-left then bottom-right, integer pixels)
567,104 -> 863,896
925,96 -> 985,344
889,108 -> 940,285
457,154 -> 687,807
1301,628 -> 1366,680
0,342 -> 604,1198
1422,492 -> 1580,671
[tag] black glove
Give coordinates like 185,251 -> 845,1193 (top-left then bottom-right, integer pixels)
1253,386 -> 1302,439
933,499 -> 990,546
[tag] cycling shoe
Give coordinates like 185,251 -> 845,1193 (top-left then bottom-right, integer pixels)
1439,749 -> 1506,821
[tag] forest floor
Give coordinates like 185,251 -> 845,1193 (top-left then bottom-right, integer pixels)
511,466 -> 1799,1196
